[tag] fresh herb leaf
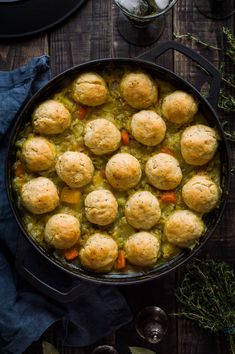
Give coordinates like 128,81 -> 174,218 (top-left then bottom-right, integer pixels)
129,347 -> 156,354
195,63 -> 235,90
218,90 -> 235,113
220,121 -> 235,141
174,259 -> 235,354
173,28 -> 235,61
173,27 -> 235,115
220,64 -> 235,89
223,27 -> 235,63
172,32 -> 222,51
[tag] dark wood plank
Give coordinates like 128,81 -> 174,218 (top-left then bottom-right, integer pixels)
1,1 -> 235,354
0,35 -> 48,70
48,0 -> 113,76
173,1 -> 235,354
48,1 -> 93,75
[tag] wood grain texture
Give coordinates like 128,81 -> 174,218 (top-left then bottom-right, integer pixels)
0,1 -> 234,353
0,35 -> 48,70
174,2 -> 235,354
49,0 -> 113,76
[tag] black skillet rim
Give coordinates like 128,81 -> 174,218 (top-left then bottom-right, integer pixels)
5,57 -> 231,285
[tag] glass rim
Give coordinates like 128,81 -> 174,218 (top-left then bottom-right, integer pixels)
114,0 -> 178,20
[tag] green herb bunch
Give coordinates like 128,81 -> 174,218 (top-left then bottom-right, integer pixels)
173,28 -> 235,114
175,258 -> 235,354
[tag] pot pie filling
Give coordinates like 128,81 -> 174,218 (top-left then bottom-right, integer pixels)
13,67 -> 221,274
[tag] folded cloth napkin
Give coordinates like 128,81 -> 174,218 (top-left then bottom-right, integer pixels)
0,56 -> 132,354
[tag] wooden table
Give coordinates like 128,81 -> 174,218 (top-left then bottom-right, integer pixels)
0,1 -> 234,353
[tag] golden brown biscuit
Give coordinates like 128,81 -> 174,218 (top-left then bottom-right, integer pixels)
84,119 -> 121,155
56,151 -> 94,188
182,175 -> 219,213
125,191 -> 161,230
105,153 -> 142,191
181,124 -> 218,166
22,136 -> 56,172
33,100 -> 71,134
145,153 -> 182,190
73,72 -> 108,106
131,110 -> 166,146
162,90 -> 198,124
80,233 -> 118,272
120,72 -> 158,109
85,189 -> 118,225
44,213 -> 80,249
21,177 -> 59,214
124,232 -> 160,266
164,210 -> 204,248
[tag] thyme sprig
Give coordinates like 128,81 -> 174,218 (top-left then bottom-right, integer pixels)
173,27 -> 235,117
173,32 -> 222,51
221,121 -> 235,141
222,75 -> 235,89
175,258 -> 235,354
223,27 -> 235,63
195,63 -> 235,89
220,64 -> 235,89
218,90 -> 235,113
173,27 -> 235,62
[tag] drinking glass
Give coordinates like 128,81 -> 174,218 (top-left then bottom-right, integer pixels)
135,306 -> 168,344
91,345 -> 119,354
113,0 -> 178,46
194,0 -> 235,19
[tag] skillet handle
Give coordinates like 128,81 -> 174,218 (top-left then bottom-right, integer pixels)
15,237 -> 95,303
137,41 -> 221,109
17,263 -> 92,303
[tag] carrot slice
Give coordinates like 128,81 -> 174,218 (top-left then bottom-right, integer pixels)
121,130 -> 130,145
15,161 -> 25,178
114,250 -> 126,270
64,248 -> 79,261
161,191 -> 177,204
160,146 -> 175,156
60,186 -> 81,204
78,105 -> 88,119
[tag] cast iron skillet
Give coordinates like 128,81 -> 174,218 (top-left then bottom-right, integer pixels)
6,42 -> 231,293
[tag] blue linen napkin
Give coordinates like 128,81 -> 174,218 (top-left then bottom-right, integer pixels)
0,56 -> 132,354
